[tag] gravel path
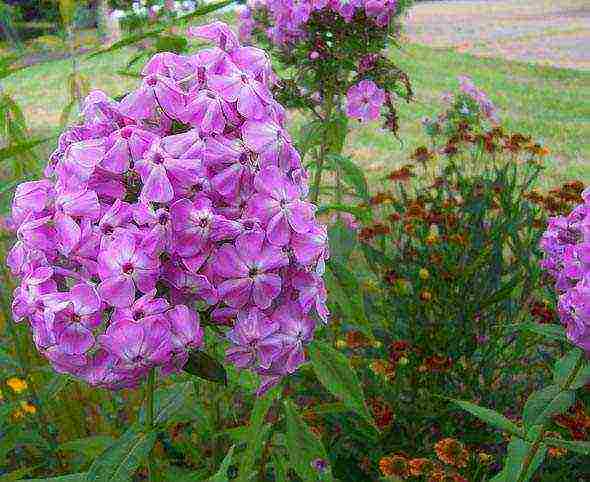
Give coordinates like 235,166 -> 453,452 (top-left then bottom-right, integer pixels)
404,0 -> 590,70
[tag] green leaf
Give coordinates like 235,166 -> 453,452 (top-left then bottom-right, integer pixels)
451,399 -> 523,437
40,374 -> 71,402
328,154 -> 369,201
517,323 -> 567,342
183,351 -> 227,385
23,475 -> 87,482
316,203 -> 370,222
501,429 -> 547,482
326,259 -> 371,336
88,31 -> 162,58
522,385 -> 575,428
139,382 -> 193,427
59,436 -> 116,460
0,138 -> 51,162
553,348 -> 590,390
86,427 -> 157,482
207,445 -> 235,482
179,0 -> 237,21
544,437 -> 590,455
0,346 -> 17,368
328,221 -> 357,262
284,400 -> 332,482
0,466 -> 36,481
154,35 -> 189,54
297,120 -> 324,159
309,341 -> 373,427
271,452 -> 289,482
237,388 -> 279,481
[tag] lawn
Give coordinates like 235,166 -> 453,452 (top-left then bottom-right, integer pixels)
3,25 -> 589,188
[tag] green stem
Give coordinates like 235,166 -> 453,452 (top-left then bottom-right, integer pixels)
145,368 -> 156,482
515,353 -> 586,482
310,92 -> 335,205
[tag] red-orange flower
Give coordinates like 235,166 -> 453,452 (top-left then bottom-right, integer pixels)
434,438 -> 469,467
379,454 -> 410,478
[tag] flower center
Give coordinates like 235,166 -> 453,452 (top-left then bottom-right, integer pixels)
158,213 -> 169,225
152,153 -> 165,165
120,127 -> 134,139
122,263 -> 134,275
248,267 -> 258,277
146,75 -> 158,87
133,310 -> 144,321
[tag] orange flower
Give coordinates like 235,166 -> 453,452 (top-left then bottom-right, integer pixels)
409,458 -> 435,476
369,397 -> 395,429
434,438 -> 469,468
379,454 -> 409,478
424,355 -> 453,372
420,290 -> 432,302
388,165 -> 415,182
346,331 -> 368,349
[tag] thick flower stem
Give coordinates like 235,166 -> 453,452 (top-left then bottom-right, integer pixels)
145,368 -> 156,482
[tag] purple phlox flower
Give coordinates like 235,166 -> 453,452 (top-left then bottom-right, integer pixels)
291,223 -> 329,269
214,230 -> 288,308
120,74 -> 186,121
142,52 -> 194,81
170,196 -> 242,258
205,136 -> 257,198
97,230 -> 160,307
41,283 -> 102,355
247,166 -> 315,246
12,266 -> 56,322
225,307 -> 282,369
207,69 -> 272,120
100,126 -> 158,174
272,301 -> 315,372
346,80 -> 385,122
112,289 -> 170,323
167,304 -> 204,351
242,120 -> 300,169
188,21 -> 240,53
291,269 -> 330,322
98,315 -> 173,369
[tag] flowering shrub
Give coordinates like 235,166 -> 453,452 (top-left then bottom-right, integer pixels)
238,0 -> 413,203
6,21 -> 329,394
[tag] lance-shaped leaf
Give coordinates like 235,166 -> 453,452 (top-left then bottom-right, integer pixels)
24,474 -> 87,482
309,341 -> 374,428
59,436 -> 115,460
86,427 -> 157,482
451,399 -> 523,438
496,430 -> 547,482
183,351 -> 227,385
516,323 -> 567,342
328,154 -> 369,201
138,382 -> 193,427
326,259 -> 371,336
237,388 -> 278,481
553,348 -> 590,390
522,385 -> 575,429
284,400 -> 332,482
207,445 -> 235,482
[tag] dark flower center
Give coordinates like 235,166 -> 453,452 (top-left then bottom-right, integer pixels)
248,267 -> 258,277
120,127 -> 134,139
122,263 -> 134,275
152,153 -> 164,165
158,213 -> 169,225
146,75 -> 158,87
133,310 -> 144,321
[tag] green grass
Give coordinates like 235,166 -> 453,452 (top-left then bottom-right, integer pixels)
4,40 -> 589,187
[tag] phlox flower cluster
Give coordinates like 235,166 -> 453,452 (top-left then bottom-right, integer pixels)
239,0 -> 398,45
239,0 -> 411,130
540,188 -> 590,352
457,76 -> 499,124
6,22 -> 329,394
